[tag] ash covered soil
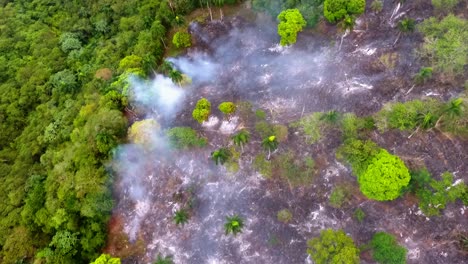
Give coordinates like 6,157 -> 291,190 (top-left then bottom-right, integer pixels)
107,2 -> 467,264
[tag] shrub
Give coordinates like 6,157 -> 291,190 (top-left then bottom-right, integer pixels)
255,109 -> 266,120
418,15 -> 468,78
253,154 -> 272,178
353,208 -> 365,223
153,255 -> 173,264
398,18 -> 415,33
324,0 -> 365,24
192,98 -> 211,123
336,139 -> 380,177
277,209 -> 293,223
358,150 -> 411,201
414,67 -> 433,84
431,0 -> 460,13
91,254 -> 121,264
370,232 -> 407,264
277,9 -> 306,46
370,0 -> 383,13
166,127 -> 207,149
415,171 -> 468,216
291,112 -> 323,144
329,186 -> 348,208
374,100 -> 441,132
307,229 -> 360,264
218,102 -> 237,116
172,31 -> 191,48
255,121 -> 275,138
273,152 -> 316,187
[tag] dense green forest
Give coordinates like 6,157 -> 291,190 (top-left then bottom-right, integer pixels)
0,0 -> 237,262
1,0 -> 467,263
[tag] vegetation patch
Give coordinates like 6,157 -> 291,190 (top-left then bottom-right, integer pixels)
166,127 -> 207,149
307,229 -> 360,264
370,232 -> 407,264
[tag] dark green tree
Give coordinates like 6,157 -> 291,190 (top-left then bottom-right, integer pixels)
370,232 -> 407,264
211,147 -> 230,165
231,130 -> 250,152
173,209 -> 189,226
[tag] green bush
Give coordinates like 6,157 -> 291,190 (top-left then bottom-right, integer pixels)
307,229 -> 360,264
323,0 -> 365,23
329,186 -> 348,208
253,154 -> 272,178
172,31 -> 192,48
166,127 -> 207,149
277,9 -> 307,46
358,150 -> 411,201
192,98 -> 211,123
218,102 -> 237,116
418,15 -> 468,78
273,152 -> 316,187
414,171 -> 468,216
291,112 -> 323,144
353,208 -> 365,223
431,0 -> 460,13
374,99 -> 441,132
277,209 -> 293,223
370,0 -> 383,13
255,109 -> 266,120
398,18 -> 416,33
224,215 -> 244,236
370,232 -> 407,264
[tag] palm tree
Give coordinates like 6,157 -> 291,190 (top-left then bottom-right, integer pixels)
159,60 -> 174,75
398,18 -> 415,33
173,209 -> 189,226
409,111 -> 437,138
262,135 -> 278,160
224,214 -> 244,236
444,98 -> 463,119
435,98 -> 464,128
211,147 -> 230,165
169,70 -> 183,85
154,255 -> 173,264
320,110 -> 339,124
231,130 -> 250,152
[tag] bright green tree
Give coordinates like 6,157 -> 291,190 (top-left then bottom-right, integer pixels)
370,232 -> 407,264
277,9 -> 306,46
323,0 -> 365,24
358,150 -> 411,201
307,229 -> 360,264
91,254 -> 121,264
127,119 -> 160,146
192,98 -> 211,123
172,31 -> 192,48
218,102 -> 237,118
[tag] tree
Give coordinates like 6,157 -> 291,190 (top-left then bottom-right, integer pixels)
172,31 -> 192,48
128,119 -> 161,146
323,0 -> 365,24
218,102 -> 237,119
443,98 -> 463,119
91,254 -> 121,264
262,135 -> 278,160
169,69 -> 183,84
173,209 -> 189,225
224,215 -> 244,235
277,9 -> 306,46
192,98 -> 211,123
358,150 -> 411,201
231,130 -> 250,152
370,232 -> 407,264
211,147 -> 230,165
307,229 -> 360,264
